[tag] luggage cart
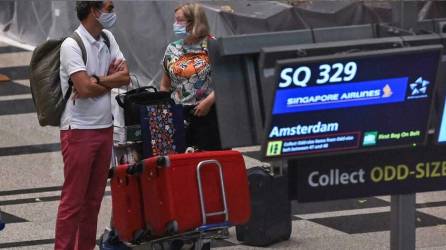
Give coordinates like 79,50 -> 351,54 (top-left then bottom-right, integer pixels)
102,159 -> 232,250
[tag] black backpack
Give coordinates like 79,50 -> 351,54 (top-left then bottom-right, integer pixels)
29,31 -> 110,126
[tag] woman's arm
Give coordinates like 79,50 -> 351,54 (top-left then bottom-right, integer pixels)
160,72 -> 172,91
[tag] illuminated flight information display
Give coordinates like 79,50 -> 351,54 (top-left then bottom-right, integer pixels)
263,45 -> 442,159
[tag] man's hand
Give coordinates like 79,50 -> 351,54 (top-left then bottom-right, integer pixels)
108,58 -> 125,75
99,59 -> 130,89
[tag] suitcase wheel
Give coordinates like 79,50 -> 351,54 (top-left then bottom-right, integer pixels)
165,220 -> 179,235
108,229 -> 121,244
132,229 -> 147,244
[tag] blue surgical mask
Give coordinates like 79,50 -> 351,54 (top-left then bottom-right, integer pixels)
97,11 -> 117,29
173,22 -> 188,38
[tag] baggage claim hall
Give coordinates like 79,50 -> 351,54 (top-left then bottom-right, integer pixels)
1,1 -> 446,249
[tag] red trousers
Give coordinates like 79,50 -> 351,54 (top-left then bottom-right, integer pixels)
55,128 -> 113,250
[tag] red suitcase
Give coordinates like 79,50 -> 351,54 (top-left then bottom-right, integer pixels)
140,150 -> 251,237
110,163 -> 146,243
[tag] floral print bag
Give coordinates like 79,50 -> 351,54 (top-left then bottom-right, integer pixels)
140,101 -> 185,157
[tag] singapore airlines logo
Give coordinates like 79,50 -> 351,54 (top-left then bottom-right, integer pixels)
410,77 -> 430,95
382,84 -> 393,98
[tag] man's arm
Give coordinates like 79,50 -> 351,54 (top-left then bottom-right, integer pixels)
99,31 -> 131,89
70,71 -> 109,98
97,59 -> 130,89
60,38 -> 108,98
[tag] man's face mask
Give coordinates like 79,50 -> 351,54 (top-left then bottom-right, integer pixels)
173,22 -> 188,38
97,11 -> 117,29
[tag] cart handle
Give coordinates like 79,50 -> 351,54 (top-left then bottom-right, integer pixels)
196,160 -> 229,225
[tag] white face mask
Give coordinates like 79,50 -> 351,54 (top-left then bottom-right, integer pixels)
97,11 -> 117,29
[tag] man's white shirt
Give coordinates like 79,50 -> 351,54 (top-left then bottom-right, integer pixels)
59,24 -> 125,130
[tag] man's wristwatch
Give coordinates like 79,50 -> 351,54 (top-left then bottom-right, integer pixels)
92,74 -> 100,84
92,75 -> 111,90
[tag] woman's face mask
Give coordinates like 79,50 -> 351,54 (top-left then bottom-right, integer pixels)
97,11 -> 117,29
173,22 -> 188,38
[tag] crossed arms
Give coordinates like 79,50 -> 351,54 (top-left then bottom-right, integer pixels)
70,58 -> 130,98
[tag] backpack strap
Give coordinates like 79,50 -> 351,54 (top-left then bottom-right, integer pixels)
64,32 -> 87,104
70,32 -> 87,65
101,31 -> 111,50
70,31 -> 110,64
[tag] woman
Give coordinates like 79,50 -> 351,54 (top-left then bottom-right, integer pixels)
160,3 -> 221,151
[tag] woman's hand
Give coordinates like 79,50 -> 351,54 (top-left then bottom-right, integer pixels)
194,99 -> 212,117
194,91 -> 215,117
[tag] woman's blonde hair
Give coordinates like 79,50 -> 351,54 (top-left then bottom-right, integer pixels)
175,3 -> 210,42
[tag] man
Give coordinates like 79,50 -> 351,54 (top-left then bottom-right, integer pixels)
55,1 -> 129,249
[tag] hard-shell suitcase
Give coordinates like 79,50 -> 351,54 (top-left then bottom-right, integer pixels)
235,167 -> 291,246
110,163 -> 146,243
102,141 -> 144,247
139,150 -> 251,237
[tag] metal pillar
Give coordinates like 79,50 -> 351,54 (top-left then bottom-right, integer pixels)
389,4 -> 419,246
390,194 -> 416,250
393,0 -> 418,30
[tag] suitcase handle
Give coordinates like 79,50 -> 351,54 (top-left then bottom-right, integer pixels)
196,160 -> 229,225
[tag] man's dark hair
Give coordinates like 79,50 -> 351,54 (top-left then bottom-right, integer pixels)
76,1 -> 103,21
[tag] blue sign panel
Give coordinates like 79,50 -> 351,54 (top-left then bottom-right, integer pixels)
273,77 -> 408,114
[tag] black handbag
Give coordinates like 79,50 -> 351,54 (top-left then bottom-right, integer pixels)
115,86 -> 171,126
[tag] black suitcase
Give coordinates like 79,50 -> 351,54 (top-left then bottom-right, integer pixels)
236,167 -> 292,246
